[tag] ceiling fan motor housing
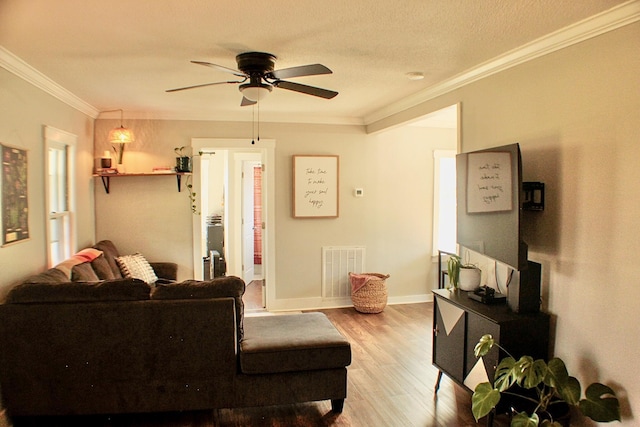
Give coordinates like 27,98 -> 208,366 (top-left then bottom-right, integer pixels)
236,52 -> 276,76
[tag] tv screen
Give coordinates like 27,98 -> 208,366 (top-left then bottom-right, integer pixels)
456,143 -> 527,270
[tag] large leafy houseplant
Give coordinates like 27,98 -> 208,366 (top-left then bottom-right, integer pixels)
472,334 -> 620,426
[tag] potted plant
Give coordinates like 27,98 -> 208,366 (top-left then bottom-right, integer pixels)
447,254 -> 481,291
174,146 -> 192,172
471,334 -> 620,426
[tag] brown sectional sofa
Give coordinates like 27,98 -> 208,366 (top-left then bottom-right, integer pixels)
0,241 -> 351,418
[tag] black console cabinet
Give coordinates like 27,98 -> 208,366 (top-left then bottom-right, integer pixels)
432,289 -> 549,393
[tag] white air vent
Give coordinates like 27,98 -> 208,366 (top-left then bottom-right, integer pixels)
321,246 -> 365,299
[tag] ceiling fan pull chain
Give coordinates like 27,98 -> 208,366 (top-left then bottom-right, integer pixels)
257,102 -> 260,142
251,104 -> 256,145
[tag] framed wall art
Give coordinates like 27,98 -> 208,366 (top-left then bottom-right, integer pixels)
2,143 -> 30,246
466,151 -> 513,213
292,155 -> 339,218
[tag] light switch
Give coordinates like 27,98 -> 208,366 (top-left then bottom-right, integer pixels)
354,188 -> 364,197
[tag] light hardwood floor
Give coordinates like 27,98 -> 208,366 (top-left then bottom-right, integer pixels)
10,301 -> 506,427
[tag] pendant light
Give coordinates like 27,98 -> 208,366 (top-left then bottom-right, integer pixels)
104,109 -> 135,165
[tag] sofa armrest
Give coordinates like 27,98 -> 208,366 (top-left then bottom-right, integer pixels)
150,262 -> 178,281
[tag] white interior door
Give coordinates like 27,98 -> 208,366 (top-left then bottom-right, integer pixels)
241,160 -> 258,283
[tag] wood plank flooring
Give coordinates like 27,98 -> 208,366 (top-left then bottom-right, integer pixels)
9,303 -> 507,427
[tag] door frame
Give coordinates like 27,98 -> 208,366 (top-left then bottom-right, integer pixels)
191,138 -> 275,310
238,153 -> 262,284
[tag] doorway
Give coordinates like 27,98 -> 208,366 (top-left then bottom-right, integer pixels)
190,138 -> 275,311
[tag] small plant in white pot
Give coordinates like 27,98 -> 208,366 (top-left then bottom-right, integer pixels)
447,254 -> 481,291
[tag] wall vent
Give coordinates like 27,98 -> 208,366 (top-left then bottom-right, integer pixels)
321,246 -> 365,299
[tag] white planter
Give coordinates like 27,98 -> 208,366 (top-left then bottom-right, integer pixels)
459,267 -> 481,291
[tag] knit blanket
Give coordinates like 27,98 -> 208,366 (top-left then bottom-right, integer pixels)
54,248 -> 103,278
349,273 -> 388,294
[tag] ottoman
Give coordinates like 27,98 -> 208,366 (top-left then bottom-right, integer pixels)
240,312 -> 351,411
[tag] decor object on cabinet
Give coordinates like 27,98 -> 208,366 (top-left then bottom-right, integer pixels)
471,334 -> 620,426
1,143 -> 29,246
447,255 -> 481,291
292,155 -> 339,218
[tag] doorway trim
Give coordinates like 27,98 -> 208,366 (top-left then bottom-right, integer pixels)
191,138 -> 275,310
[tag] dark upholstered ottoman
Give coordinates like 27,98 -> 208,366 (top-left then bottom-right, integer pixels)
240,312 -> 351,411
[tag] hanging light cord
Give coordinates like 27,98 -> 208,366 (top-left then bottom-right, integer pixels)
251,102 -> 261,145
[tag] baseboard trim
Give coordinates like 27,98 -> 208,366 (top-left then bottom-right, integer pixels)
266,293 -> 434,312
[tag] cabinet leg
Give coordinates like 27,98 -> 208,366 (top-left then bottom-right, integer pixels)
486,409 -> 495,427
434,370 -> 443,394
331,398 -> 344,413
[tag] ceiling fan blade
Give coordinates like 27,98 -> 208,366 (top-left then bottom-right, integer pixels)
241,97 -> 257,107
191,60 -> 245,77
274,80 -> 338,99
269,64 -> 332,80
165,80 -> 243,93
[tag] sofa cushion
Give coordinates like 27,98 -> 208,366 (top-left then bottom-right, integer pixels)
151,277 -> 245,341
115,253 -> 158,284
91,254 -> 116,280
92,240 -> 123,279
71,262 -> 100,282
240,312 -> 351,375
5,278 -> 151,304
20,268 -> 68,284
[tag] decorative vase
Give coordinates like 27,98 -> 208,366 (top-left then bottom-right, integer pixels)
458,267 -> 481,291
176,156 -> 192,172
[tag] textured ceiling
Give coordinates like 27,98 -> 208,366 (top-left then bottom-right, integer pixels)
0,0 -> 632,124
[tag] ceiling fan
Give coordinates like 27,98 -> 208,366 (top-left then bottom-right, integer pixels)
166,52 -> 338,106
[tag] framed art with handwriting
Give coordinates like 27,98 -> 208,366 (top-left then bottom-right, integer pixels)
466,151 -> 512,213
293,155 -> 339,218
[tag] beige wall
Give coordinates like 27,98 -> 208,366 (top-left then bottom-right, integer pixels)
0,69 -> 95,298
2,18 -> 638,424
93,119 -> 456,306
370,22 -> 640,424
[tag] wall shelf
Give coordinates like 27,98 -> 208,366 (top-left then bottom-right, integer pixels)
93,172 -> 191,194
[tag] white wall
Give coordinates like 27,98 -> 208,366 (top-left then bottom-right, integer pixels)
369,22 -> 640,426
0,69 -> 95,298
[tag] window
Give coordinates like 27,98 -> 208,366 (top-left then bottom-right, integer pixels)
433,150 -> 456,256
44,126 -> 76,266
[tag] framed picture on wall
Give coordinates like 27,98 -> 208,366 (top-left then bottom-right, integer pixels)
466,151 -> 513,213
2,143 -> 30,246
292,155 -> 339,218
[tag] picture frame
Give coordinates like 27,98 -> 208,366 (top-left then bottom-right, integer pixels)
292,155 -> 339,218
466,151 -> 513,213
2,143 -> 30,246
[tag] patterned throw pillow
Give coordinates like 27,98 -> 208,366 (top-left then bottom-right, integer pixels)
115,253 -> 158,285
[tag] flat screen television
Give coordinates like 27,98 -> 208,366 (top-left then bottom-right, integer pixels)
456,143 -> 528,271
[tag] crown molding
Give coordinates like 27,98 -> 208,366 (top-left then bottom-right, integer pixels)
0,46 -> 100,118
3,0 -> 638,125
364,0 -> 640,126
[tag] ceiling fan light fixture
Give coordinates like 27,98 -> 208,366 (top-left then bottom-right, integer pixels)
240,83 -> 272,102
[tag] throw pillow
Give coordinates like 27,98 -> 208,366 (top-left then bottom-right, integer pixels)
71,262 -> 100,282
115,253 -> 158,285
91,254 -> 116,280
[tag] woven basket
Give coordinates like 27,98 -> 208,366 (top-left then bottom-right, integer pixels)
350,273 -> 390,314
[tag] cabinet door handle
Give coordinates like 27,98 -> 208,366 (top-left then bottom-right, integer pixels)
434,326 -> 439,336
